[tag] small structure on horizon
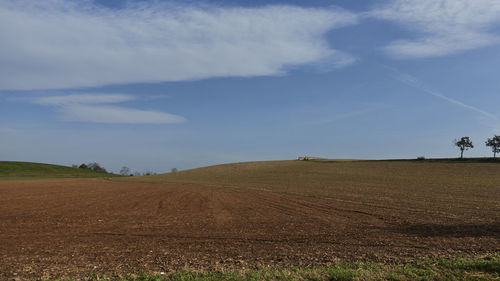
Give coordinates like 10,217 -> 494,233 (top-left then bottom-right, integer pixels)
298,156 -> 327,161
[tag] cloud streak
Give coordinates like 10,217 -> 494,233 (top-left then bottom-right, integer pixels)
34,94 -> 134,105
372,0 -> 500,58
303,108 -> 375,125
385,65 -> 498,120
0,0 -> 358,90
59,105 -> 186,124
33,94 -> 186,124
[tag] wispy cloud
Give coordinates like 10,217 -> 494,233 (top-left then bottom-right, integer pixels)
0,0 -> 358,90
33,94 -> 186,124
384,65 -> 498,120
59,105 -> 186,124
34,94 -> 134,105
303,108 -> 375,125
372,0 -> 500,58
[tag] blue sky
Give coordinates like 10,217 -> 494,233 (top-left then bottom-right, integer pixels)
1,0 -> 500,173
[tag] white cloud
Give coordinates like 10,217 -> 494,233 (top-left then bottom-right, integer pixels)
372,0 -> 500,58
60,105 -> 186,124
34,94 -> 134,105
0,0 -> 358,90
33,94 -> 186,124
303,108 -> 375,125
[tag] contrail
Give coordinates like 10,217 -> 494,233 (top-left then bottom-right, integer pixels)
382,64 -> 498,120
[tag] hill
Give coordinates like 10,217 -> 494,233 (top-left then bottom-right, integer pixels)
2,159 -> 499,279
0,161 -> 115,180
126,159 -> 500,217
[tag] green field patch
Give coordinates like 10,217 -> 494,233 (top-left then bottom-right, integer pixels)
0,161 -> 117,180
44,256 -> 500,281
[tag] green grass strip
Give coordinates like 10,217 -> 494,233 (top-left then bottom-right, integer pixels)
45,255 -> 499,281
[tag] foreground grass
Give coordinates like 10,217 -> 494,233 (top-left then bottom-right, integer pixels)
50,256 -> 499,281
0,161 -> 116,180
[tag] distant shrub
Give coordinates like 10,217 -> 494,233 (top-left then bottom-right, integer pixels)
417,156 -> 425,160
171,168 -> 178,173
87,162 -> 107,173
78,163 -> 88,169
119,166 -> 131,176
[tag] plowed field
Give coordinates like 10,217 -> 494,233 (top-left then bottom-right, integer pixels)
1,165 -> 499,280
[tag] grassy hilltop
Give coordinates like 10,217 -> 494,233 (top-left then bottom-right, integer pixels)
0,161 -> 115,180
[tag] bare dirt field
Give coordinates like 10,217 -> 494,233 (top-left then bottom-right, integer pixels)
0,161 -> 499,280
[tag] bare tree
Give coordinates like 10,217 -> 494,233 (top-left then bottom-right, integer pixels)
454,136 -> 473,159
485,135 -> 500,159
120,166 -> 131,176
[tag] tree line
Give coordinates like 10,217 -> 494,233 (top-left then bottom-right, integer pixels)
72,163 -> 179,176
72,162 -> 108,173
118,166 -> 178,176
454,135 -> 500,159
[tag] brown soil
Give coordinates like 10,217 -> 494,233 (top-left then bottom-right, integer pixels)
0,178 -> 498,280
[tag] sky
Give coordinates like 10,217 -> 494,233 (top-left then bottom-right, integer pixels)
1,0 -> 500,174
